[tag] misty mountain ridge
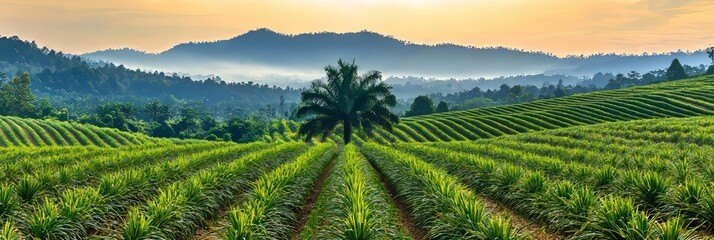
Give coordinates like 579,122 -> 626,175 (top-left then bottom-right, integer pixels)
82,28 -> 710,87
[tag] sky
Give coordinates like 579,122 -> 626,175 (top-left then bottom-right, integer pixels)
1,0 -> 713,56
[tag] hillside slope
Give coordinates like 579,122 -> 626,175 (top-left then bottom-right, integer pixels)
373,75 -> 714,143
0,36 -> 300,116
0,116 -> 163,147
82,28 -> 709,81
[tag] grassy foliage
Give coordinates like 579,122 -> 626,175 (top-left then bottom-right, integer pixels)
299,145 -> 409,240
396,115 -> 714,238
362,142 -> 520,239
224,143 -> 335,239
123,142 -> 307,239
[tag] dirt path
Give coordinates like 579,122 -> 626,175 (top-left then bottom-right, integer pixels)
291,152 -> 340,240
367,158 -> 426,240
192,217 -> 226,240
480,196 -> 563,240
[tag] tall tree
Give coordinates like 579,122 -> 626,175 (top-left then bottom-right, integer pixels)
279,95 -> 286,119
553,86 -> 565,98
37,98 -> 58,118
708,47 -> 714,75
405,95 -> 435,117
145,100 -> 171,123
0,72 -> 36,117
666,58 -> 688,81
435,101 -> 449,113
297,59 -> 399,144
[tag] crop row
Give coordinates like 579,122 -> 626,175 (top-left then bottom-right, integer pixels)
395,114 -> 714,240
397,143 -> 699,239
0,141 -> 270,239
224,143 -> 335,239
298,144 -> 409,239
371,76 -> 714,143
121,142 -> 307,239
362,142 -> 520,239
0,116 -> 161,147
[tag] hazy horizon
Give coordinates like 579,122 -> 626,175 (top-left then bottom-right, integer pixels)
2,0 -> 714,56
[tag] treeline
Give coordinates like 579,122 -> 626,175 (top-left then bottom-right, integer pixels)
420,78 -> 597,112
0,35 -> 301,118
76,100 -> 298,142
404,58 -> 712,115
0,72 -> 298,143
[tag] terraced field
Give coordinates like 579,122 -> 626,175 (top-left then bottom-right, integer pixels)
373,75 -> 714,143
0,116 -> 162,147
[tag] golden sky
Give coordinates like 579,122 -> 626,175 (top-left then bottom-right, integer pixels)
1,0 -> 713,56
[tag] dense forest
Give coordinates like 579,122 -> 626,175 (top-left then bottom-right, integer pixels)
0,36 -> 301,118
0,71 -> 298,142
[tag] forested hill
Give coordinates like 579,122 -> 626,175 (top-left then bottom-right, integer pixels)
83,28 -> 709,83
0,36 -> 301,109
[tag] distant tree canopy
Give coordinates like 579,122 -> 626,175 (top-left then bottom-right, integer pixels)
145,100 -> 172,123
435,101 -> 449,113
666,58 -> 688,81
0,72 -> 37,117
405,95 -> 435,117
0,36 -> 301,118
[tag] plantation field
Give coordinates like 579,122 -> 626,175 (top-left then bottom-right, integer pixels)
4,74 -> 714,239
373,75 -> 714,143
2,115 -> 714,239
388,116 -> 714,239
0,116 -> 163,147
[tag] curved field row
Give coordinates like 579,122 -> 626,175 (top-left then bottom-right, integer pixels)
394,116 -> 714,239
0,116 -> 163,147
372,75 -> 714,143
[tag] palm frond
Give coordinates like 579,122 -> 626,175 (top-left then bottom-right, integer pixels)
297,59 -> 399,143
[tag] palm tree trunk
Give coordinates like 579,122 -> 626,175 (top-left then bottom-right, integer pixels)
343,121 -> 352,144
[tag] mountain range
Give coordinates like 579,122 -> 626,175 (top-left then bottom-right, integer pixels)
82,28 -> 711,86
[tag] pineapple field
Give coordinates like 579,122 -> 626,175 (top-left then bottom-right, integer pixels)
2,76 -> 714,239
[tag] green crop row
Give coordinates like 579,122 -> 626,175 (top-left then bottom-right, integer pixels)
0,116 -> 161,147
298,144 -> 409,240
1,142 -> 265,239
362,142 -> 520,239
225,143 -> 335,239
394,115 -> 714,238
122,142 -> 307,239
396,143 -> 697,239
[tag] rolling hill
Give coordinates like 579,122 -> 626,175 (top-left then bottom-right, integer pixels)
365,75 -> 714,143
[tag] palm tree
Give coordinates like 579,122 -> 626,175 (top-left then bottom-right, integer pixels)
297,59 -> 399,144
